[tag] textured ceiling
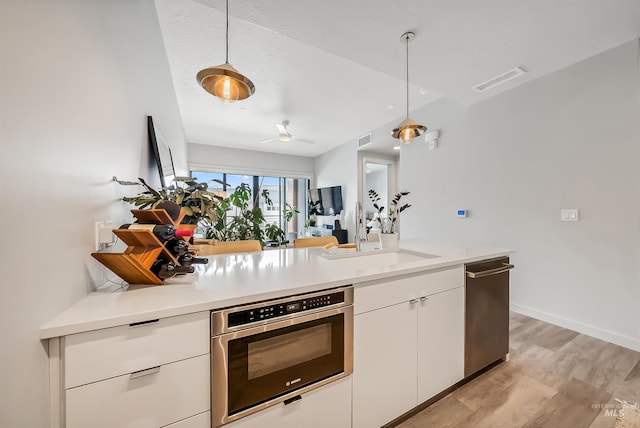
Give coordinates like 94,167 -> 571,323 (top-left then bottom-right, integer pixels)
155,0 -> 640,157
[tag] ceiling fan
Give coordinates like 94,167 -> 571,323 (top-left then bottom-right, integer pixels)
259,120 -> 314,144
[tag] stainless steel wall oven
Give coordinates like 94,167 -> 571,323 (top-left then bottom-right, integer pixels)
210,286 -> 354,427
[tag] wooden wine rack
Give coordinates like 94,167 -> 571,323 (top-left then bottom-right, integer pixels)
91,209 -> 189,286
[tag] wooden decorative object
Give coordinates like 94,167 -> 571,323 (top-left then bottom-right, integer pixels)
91,209 -> 190,286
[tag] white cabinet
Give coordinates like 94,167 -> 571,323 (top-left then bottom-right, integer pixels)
417,287 -> 464,403
64,311 -> 210,388
353,267 -> 464,428
66,354 -> 210,428
353,301 -> 417,428
226,376 -> 352,428
55,311 -> 211,428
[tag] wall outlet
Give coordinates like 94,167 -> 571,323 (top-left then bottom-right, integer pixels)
95,220 -> 115,251
560,209 -> 579,221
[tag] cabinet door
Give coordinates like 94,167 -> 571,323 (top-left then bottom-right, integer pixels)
226,376 -> 351,428
66,354 -> 210,428
353,301 -> 417,428
417,287 -> 465,403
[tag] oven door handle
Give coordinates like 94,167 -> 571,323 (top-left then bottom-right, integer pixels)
283,395 -> 302,406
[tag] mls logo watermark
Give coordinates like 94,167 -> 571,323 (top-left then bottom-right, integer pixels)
592,399 -> 639,418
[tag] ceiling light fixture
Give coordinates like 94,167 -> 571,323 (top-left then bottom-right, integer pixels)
196,0 -> 255,103
391,32 -> 427,144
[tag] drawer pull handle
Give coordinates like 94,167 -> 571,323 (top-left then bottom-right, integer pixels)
129,319 -> 160,327
409,298 -> 419,304
420,296 -> 429,302
283,395 -> 302,406
130,366 -> 160,379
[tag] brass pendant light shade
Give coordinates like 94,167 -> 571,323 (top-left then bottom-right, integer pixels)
391,117 -> 427,145
196,0 -> 255,103
197,62 -> 255,103
391,32 -> 426,144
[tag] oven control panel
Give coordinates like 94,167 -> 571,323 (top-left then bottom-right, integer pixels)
228,290 -> 346,327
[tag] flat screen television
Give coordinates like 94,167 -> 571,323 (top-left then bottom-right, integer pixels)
308,185 -> 343,216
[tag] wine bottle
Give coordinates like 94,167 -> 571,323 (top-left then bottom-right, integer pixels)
119,224 -> 193,242
178,253 -> 209,267
150,260 -> 177,280
150,260 -> 195,280
155,200 -> 181,221
166,238 -> 190,257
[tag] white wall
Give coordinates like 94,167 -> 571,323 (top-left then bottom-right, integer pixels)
398,40 -> 640,350
188,143 -> 315,178
0,1 -> 186,426
315,141 -> 359,235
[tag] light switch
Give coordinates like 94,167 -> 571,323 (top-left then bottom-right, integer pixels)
561,209 -> 579,221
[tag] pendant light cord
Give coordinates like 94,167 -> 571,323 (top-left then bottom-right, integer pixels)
405,33 -> 409,119
225,0 -> 229,63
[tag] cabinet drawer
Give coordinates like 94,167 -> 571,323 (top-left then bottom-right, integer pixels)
164,411 -> 210,428
64,311 -> 209,388
354,266 -> 463,314
66,354 -> 210,428
226,376 -> 351,428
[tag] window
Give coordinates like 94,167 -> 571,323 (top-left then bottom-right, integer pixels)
191,170 -> 308,235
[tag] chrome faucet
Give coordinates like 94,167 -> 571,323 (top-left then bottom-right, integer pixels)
355,201 -> 366,251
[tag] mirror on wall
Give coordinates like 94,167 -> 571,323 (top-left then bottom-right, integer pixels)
359,154 -> 397,227
148,115 -> 176,188
365,163 -> 388,217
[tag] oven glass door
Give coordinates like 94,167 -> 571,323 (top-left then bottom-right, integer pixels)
225,312 -> 345,416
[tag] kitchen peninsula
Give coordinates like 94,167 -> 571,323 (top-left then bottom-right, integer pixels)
42,240 -> 513,428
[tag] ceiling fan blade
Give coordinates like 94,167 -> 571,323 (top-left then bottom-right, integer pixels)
275,123 -> 289,135
292,136 -> 314,144
259,137 -> 279,144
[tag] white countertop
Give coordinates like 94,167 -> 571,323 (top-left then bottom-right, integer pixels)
40,240 -> 513,339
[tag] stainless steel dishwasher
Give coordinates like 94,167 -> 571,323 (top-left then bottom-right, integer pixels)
464,256 -> 514,377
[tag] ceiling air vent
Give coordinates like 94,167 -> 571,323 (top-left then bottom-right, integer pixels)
472,67 -> 526,92
358,132 -> 372,148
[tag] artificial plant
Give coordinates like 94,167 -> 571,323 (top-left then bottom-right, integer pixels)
367,189 -> 411,233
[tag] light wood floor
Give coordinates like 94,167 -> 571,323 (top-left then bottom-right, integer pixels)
398,312 -> 640,428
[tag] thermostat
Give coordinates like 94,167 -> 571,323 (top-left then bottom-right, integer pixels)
457,210 -> 467,218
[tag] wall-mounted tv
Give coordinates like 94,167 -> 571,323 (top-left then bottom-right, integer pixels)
308,185 -> 343,216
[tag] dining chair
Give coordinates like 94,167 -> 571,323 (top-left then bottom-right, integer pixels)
293,236 -> 339,248
197,240 -> 262,255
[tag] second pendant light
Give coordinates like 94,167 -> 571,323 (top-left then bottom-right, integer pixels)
391,32 -> 427,144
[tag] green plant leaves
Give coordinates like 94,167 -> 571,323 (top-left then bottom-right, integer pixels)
206,183 -> 286,247
368,189 -> 411,233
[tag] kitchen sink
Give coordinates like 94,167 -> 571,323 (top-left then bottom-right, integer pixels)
322,248 -> 438,269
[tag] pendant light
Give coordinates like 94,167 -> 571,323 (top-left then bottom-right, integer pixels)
391,32 -> 427,144
196,0 -> 255,103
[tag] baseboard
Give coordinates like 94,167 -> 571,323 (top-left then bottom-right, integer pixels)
510,303 -> 640,352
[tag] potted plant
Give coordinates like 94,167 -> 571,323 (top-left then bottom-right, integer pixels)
113,176 -> 224,229
282,202 -> 300,241
283,203 -> 299,224
205,183 -> 288,248
368,189 -> 411,248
